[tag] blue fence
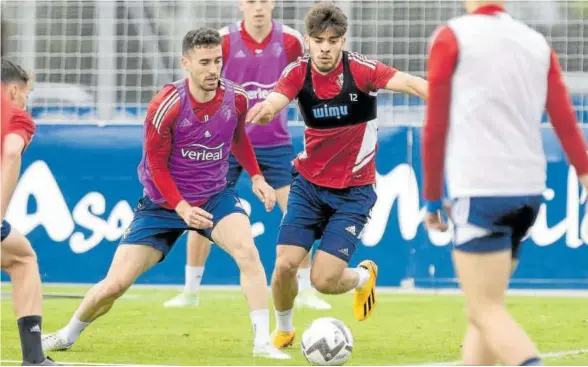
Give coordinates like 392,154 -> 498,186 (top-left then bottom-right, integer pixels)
2,124 -> 588,289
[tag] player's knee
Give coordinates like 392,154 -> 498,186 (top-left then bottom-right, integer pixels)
232,241 -> 262,273
310,272 -> 340,294
2,240 -> 38,275
273,255 -> 298,281
101,275 -> 132,300
466,302 -> 505,329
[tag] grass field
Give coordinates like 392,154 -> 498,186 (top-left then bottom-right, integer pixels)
1,285 -> 587,366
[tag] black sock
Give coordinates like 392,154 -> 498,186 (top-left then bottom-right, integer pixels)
520,357 -> 543,366
17,315 -> 45,364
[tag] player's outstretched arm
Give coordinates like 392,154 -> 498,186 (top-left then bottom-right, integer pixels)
384,71 -> 428,100
1,134 -> 25,219
546,49 -> 588,187
245,92 -> 291,125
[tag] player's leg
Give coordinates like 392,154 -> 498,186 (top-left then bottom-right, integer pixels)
452,197 -> 542,366
1,223 -> 52,365
42,244 -> 162,351
461,254 -> 520,366
270,173 -> 327,348
163,231 -> 210,307
274,184 -> 330,310
196,188 -> 289,359
42,197 -> 181,351
164,160 -> 243,307
310,184 -> 378,321
209,212 -> 289,359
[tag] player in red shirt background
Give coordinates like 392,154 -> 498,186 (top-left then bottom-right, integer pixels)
247,2 -> 428,348
1,60 -> 55,365
165,0 -> 331,311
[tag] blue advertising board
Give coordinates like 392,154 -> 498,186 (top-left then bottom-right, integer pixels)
2,123 -> 588,289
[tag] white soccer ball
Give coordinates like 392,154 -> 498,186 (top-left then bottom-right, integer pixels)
301,317 -> 354,366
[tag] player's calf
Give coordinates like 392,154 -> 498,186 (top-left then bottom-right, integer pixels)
1,231 -> 49,365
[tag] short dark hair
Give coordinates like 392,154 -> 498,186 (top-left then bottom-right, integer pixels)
1,59 -> 29,85
182,28 -> 222,55
305,2 -> 348,38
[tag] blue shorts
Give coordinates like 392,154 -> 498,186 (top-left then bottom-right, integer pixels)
120,188 -> 247,261
1,220 -> 12,242
227,144 -> 294,190
277,169 -> 378,262
450,195 -> 542,258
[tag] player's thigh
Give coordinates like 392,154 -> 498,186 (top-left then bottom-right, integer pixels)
275,185 -> 291,213
187,230 -> 210,247
0,227 -> 36,271
105,244 -> 163,285
318,184 -> 378,263
210,213 -> 257,260
117,196 -> 187,274
453,249 -> 512,311
277,173 -> 326,253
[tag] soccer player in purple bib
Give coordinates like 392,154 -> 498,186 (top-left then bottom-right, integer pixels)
41,28 -> 291,360
165,0 -> 331,310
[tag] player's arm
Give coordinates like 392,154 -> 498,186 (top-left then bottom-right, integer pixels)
1,111 -> 35,220
384,71 -> 428,100
422,26 -> 458,231
246,59 -> 304,124
1,134 -> 25,220
144,88 -> 185,210
231,90 -> 262,179
353,54 -> 428,100
546,50 -> 588,183
232,90 -> 276,211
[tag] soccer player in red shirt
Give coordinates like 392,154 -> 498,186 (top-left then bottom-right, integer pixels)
247,2 -> 428,347
423,1 -> 588,365
41,28 -> 289,360
166,0 -> 331,311
1,60 -> 55,366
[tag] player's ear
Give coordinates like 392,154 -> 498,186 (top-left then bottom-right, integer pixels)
180,56 -> 189,71
304,35 -> 310,49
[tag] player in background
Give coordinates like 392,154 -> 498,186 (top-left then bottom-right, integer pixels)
164,0 -> 332,310
1,60 -> 55,366
422,1 -> 588,366
246,2 -> 428,348
41,28 -> 290,360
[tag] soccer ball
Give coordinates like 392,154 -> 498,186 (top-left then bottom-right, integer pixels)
301,317 -> 354,366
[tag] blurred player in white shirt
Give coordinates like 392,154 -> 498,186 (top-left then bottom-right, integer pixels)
422,1 -> 588,366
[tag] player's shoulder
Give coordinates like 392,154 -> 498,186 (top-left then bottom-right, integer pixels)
281,54 -> 310,77
10,107 -> 34,126
221,78 -> 248,108
281,23 -> 304,45
219,21 -> 240,37
347,51 -> 378,70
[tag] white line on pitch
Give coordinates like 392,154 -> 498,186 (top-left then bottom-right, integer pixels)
417,348 -> 588,366
0,360 -> 162,366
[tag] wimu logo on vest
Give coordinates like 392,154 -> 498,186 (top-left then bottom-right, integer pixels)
312,104 -> 349,120
242,81 -> 276,101
181,143 -> 223,161
5,160 -> 587,255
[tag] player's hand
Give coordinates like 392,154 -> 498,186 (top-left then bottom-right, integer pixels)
251,175 -> 276,212
175,200 -> 214,229
424,211 -> 449,232
579,173 -> 588,192
246,101 -> 275,125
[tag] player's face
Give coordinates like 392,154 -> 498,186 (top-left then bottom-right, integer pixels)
239,0 -> 274,28
5,81 -> 31,109
306,29 -> 346,73
181,45 -> 223,92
